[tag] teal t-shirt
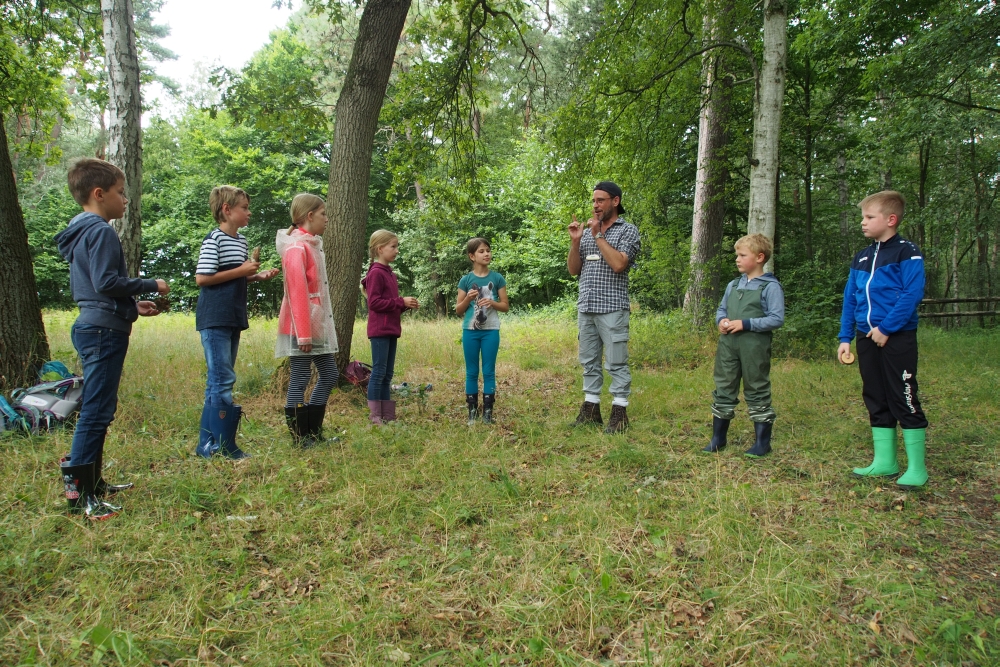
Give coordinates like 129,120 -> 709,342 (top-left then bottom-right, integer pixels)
458,270 -> 507,330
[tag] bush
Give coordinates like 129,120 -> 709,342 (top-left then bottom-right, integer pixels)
774,260 -> 846,358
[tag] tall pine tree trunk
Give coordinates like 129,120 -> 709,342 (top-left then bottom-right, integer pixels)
747,0 -> 787,272
683,0 -> 733,324
323,0 -> 413,371
0,117 -> 50,390
102,0 -> 143,276
837,128 -> 850,260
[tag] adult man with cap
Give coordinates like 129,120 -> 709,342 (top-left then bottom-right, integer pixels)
567,181 -> 641,434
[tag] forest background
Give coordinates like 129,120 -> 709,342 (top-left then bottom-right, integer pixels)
5,0 -> 1000,363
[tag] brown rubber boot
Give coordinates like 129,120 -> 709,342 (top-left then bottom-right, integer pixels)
572,401 -> 603,427
604,405 -> 629,434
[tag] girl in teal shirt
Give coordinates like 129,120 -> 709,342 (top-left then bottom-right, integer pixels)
455,238 -> 509,424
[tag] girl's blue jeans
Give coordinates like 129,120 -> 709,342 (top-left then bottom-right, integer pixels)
368,336 -> 397,401
462,329 -> 500,394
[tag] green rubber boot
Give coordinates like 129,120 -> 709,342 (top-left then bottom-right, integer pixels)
897,428 -> 928,489
852,427 -> 899,477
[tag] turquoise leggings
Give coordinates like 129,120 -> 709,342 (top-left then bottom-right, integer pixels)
462,329 -> 500,394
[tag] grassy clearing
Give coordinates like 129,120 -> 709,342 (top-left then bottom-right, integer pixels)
1,312 -> 998,666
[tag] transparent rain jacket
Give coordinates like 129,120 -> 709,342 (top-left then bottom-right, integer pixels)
275,229 -> 339,357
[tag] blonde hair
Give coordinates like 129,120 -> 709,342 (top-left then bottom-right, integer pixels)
369,229 -> 398,260
209,185 -> 249,223
859,190 -> 905,223
288,193 -> 325,233
734,233 -> 773,263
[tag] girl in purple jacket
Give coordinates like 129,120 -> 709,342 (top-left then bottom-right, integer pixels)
360,230 -> 419,423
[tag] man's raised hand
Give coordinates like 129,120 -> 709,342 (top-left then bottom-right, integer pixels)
568,214 -> 583,242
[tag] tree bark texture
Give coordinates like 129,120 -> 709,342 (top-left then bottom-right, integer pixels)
683,1 -> 732,324
102,0 -> 143,277
0,116 -> 50,391
323,0 -> 413,371
747,0 -> 787,273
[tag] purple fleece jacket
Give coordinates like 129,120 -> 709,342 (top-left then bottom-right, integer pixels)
361,262 -> 407,338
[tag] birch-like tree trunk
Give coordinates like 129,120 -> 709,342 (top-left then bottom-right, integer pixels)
0,116 -> 50,390
102,0 -> 143,276
747,0 -> 787,273
323,0 -> 413,371
683,0 -> 733,323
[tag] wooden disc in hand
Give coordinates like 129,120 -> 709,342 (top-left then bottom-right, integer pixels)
840,351 -> 855,364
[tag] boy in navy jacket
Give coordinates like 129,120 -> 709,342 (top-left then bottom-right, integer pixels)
54,158 -> 170,520
838,191 -> 928,489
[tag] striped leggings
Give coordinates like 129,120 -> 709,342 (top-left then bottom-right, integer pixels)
285,353 -> 339,408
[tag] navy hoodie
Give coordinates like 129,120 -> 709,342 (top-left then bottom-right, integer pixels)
838,234 -> 924,343
54,212 -> 159,333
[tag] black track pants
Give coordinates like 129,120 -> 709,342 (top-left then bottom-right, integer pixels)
856,329 -> 928,430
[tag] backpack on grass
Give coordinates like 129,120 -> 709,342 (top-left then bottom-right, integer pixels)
1,362 -> 84,435
343,361 -> 372,391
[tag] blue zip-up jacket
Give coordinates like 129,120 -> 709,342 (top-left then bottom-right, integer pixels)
838,234 -> 924,343
54,212 -> 159,333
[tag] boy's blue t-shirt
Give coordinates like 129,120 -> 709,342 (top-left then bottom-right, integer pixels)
195,227 -> 249,331
458,271 -> 506,330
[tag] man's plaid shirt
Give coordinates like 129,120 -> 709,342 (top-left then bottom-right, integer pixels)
576,217 -> 641,314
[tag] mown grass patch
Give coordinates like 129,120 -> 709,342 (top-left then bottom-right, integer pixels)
0,313 -> 997,665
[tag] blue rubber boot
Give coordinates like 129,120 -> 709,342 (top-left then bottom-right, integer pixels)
702,416 -> 730,453
744,421 -> 773,458
210,404 -> 250,460
195,403 -> 219,458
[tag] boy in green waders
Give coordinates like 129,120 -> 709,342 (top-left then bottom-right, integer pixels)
704,234 -> 785,457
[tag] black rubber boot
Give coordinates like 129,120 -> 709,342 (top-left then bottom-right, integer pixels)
466,394 -> 479,426
604,405 -> 629,434
307,404 -> 337,446
285,405 -> 310,447
702,417 -> 731,453
572,401 -> 603,427
744,421 -> 773,458
482,394 -> 495,424
61,461 -> 118,521
94,448 -> 133,497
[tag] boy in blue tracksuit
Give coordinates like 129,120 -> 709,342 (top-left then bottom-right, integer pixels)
838,191 -> 928,489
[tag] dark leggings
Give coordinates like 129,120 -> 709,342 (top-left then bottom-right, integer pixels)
285,353 -> 339,407
368,336 -> 397,401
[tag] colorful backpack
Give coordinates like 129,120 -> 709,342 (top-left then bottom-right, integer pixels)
2,362 -> 84,434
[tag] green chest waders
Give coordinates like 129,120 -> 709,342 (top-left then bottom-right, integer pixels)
711,285 -> 776,423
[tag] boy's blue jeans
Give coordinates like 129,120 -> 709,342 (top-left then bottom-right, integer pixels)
201,327 -> 241,406
367,336 -> 397,401
462,329 -> 500,394
69,323 -> 129,466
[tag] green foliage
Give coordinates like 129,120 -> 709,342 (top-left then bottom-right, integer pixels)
774,259 -> 847,358
140,111 -> 330,314
215,28 -> 331,140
